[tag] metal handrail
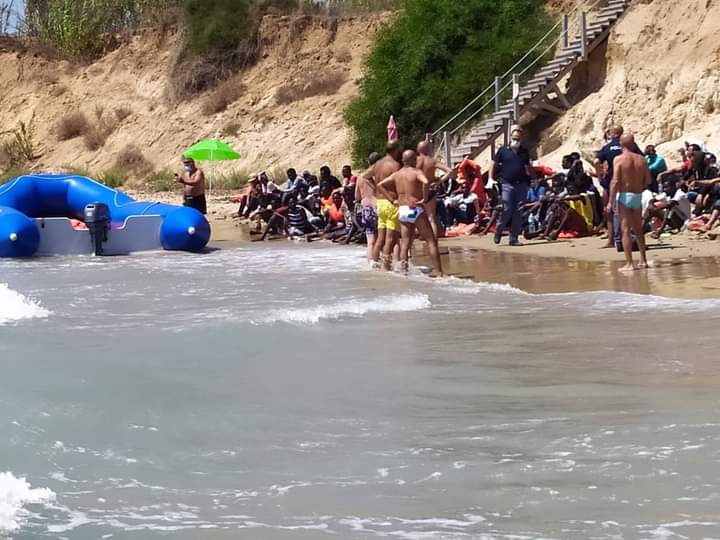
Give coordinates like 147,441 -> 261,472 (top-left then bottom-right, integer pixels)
433,0 -> 609,140
431,18 -> 563,137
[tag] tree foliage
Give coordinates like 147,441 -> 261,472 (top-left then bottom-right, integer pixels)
344,0 -> 552,165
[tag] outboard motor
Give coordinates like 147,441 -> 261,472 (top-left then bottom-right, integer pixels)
84,203 -> 110,256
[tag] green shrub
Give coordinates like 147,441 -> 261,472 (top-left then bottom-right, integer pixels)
98,167 -> 129,188
25,0 -> 178,59
181,0 -> 253,55
212,169 -> 250,190
146,168 -> 177,192
0,116 -> 37,168
344,0 -> 551,165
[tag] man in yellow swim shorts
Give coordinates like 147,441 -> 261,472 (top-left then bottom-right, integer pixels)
362,141 -> 402,270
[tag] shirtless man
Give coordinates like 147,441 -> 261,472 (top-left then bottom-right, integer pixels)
175,157 -> 207,214
355,152 -> 382,262
363,142 -> 402,269
607,133 -> 651,272
417,140 -> 451,239
378,150 -> 444,277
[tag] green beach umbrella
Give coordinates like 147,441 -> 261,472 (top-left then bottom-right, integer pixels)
183,139 -> 241,195
184,139 -> 241,162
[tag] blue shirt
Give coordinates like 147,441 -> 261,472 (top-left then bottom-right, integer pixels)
596,138 -> 623,189
527,185 -> 546,203
494,146 -> 531,184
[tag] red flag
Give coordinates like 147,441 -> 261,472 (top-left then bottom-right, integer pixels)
387,115 -> 398,144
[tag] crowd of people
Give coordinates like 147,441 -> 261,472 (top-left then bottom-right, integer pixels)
225,123 -> 720,275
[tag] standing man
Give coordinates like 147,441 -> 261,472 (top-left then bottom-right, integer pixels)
355,152 -> 383,263
595,125 -> 624,247
417,140 -> 451,239
364,142 -> 402,269
608,133 -> 651,272
489,126 -> 533,245
175,157 -> 206,214
378,150 -> 443,276
341,165 -> 358,188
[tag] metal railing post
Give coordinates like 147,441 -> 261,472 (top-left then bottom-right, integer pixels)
443,131 -> 452,167
580,12 -> 588,60
495,76 -> 502,113
503,118 -> 510,147
512,74 -> 520,122
561,14 -> 568,50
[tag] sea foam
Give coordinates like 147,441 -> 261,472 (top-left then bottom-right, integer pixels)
256,293 -> 431,325
0,472 -> 55,533
0,284 -> 50,325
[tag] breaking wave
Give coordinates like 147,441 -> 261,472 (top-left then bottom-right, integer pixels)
256,293 -> 431,325
0,472 -> 55,533
0,284 -> 50,325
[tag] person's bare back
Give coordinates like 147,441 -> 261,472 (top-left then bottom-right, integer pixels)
393,167 -> 428,207
372,154 -> 402,200
416,141 -> 450,188
355,174 -> 377,207
614,151 -> 650,194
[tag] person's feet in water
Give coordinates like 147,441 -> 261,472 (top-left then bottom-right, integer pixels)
619,263 -> 637,273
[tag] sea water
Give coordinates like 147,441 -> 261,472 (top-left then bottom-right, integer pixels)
2,244 -> 720,539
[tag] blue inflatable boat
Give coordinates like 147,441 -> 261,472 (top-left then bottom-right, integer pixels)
0,174 -> 211,257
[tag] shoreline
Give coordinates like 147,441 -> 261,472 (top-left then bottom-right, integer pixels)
183,192 -> 720,300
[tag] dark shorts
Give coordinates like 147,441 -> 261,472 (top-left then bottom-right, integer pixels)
184,195 -> 207,215
362,205 -> 378,236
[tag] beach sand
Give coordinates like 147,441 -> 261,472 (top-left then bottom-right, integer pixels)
422,234 -> 720,299
186,190 -> 720,300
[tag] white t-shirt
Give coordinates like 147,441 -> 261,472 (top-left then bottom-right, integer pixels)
672,189 -> 691,221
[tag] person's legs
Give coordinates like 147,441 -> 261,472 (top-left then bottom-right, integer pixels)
629,207 -> 648,267
415,213 -> 443,276
437,200 -> 451,229
509,183 -> 528,243
396,224 -> 412,273
495,183 -> 514,243
373,228 -> 386,265
701,209 -> 720,232
382,229 -> 400,271
618,204 -> 635,271
603,190 -> 614,247
425,198 -> 439,239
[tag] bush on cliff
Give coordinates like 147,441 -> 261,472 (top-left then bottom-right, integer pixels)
344,0 -> 551,165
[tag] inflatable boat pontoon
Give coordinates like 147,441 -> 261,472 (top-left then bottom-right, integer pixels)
0,174 -> 211,257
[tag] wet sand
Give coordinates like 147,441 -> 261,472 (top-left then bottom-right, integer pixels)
206,210 -> 720,299
424,234 -> 720,299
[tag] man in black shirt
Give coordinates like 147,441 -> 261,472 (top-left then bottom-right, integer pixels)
319,166 -> 342,197
489,126 -> 533,245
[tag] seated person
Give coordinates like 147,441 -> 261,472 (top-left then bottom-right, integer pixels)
323,190 -> 347,239
645,179 -> 691,237
527,176 -> 547,203
262,195 -> 319,240
237,178 -> 261,218
443,181 -> 479,227
645,145 -> 667,192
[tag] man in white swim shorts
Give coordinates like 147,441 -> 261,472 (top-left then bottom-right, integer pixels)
377,150 -> 444,276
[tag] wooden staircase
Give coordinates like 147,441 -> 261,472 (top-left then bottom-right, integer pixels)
433,0 -> 631,167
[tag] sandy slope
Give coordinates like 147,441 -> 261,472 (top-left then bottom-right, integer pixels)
536,0 -> 720,169
0,13 -> 388,180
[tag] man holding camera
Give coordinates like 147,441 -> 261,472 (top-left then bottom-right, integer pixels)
175,157 -> 207,214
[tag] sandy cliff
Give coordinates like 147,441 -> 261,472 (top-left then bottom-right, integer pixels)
536,0 -> 720,167
0,13 -> 388,180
